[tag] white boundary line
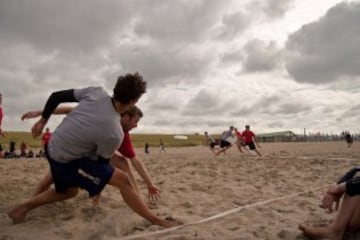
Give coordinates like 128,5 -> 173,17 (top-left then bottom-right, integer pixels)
270,156 -> 358,161
120,186 -> 325,240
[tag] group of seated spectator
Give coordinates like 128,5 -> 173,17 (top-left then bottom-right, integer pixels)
2,140 -> 45,159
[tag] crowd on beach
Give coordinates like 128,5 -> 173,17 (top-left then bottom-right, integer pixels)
1,140 -> 46,159
0,126 -> 50,159
0,74 -> 360,239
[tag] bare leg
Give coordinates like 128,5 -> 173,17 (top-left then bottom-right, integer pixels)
215,146 -> 231,156
110,155 -> 139,194
299,195 -> 360,240
8,187 -> 78,224
254,149 -> 262,157
92,155 -> 140,206
108,168 -> 179,227
33,171 -> 53,195
236,143 -> 244,154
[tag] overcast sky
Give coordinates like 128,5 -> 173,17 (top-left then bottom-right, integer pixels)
1,0 -> 359,135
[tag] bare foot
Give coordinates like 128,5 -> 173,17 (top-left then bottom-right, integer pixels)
298,224 -> 342,240
7,205 -> 28,224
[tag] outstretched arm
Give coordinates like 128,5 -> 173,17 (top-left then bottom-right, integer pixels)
31,90 -> 77,138
130,156 -> 160,201
22,106 -> 75,120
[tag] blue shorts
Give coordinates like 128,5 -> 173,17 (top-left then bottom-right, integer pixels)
45,149 -> 114,197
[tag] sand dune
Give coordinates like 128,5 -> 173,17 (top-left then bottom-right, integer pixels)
1,142 -> 359,239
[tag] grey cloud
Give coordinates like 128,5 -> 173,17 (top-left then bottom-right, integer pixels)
268,121 -> 284,128
110,45 -> 211,87
0,0 -> 130,53
285,2 -> 360,84
231,95 -> 281,116
134,0 -> 227,43
182,89 -> 237,116
350,104 -> 360,112
242,39 -> 281,72
276,103 -> 311,114
214,11 -> 251,40
220,50 -> 244,65
247,0 -> 293,19
261,0 -> 293,18
231,94 -> 311,117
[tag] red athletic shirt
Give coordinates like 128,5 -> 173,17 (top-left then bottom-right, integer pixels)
242,130 -> 255,144
42,132 -> 51,145
118,132 -> 136,159
0,107 -> 3,127
235,129 -> 242,139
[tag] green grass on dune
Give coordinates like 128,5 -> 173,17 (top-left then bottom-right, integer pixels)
0,131 -> 208,149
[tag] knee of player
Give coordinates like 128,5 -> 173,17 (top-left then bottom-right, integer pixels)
111,169 -> 131,187
111,156 -> 129,170
67,187 -> 79,197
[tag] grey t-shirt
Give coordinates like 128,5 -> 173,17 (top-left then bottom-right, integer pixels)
47,86 -> 123,163
221,129 -> 233,141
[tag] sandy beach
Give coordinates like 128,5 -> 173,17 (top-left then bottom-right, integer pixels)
1,141 -> 359,240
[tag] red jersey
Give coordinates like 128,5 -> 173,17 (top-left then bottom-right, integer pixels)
118,132 -> 136,158
0,107 -> 3,127
235,129 -> 242,139
42,132 -> 51,145
242,130 -> 255,144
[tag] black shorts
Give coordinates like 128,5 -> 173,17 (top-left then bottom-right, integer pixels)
220,140 -> 231,148
247,141 -> 256,150
209,142 -> 215,148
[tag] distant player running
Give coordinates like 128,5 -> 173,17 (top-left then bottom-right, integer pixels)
242,125 -> 262,157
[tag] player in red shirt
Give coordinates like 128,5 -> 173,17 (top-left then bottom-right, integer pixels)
21,106 -> 160,202
242,125 -> 262,156
42,128 -> 51,148
0,92 -> 4,157
234,127 -> 250,155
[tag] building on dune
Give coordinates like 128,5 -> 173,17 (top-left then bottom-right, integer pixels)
257,131 -> 298,142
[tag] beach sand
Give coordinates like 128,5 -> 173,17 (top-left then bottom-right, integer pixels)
1,141 -> 360,240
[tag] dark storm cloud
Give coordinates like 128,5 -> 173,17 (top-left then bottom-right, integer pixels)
285,2 -> 360,84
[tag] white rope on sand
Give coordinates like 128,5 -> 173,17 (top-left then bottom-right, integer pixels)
272,156 -> 358,162
120,186 -> 325,240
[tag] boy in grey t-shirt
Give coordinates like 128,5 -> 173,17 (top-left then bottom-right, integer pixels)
8,73 -> 176,228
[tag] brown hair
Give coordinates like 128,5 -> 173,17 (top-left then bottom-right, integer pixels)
122,106 -> 143,119
113,72 -> 147,103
